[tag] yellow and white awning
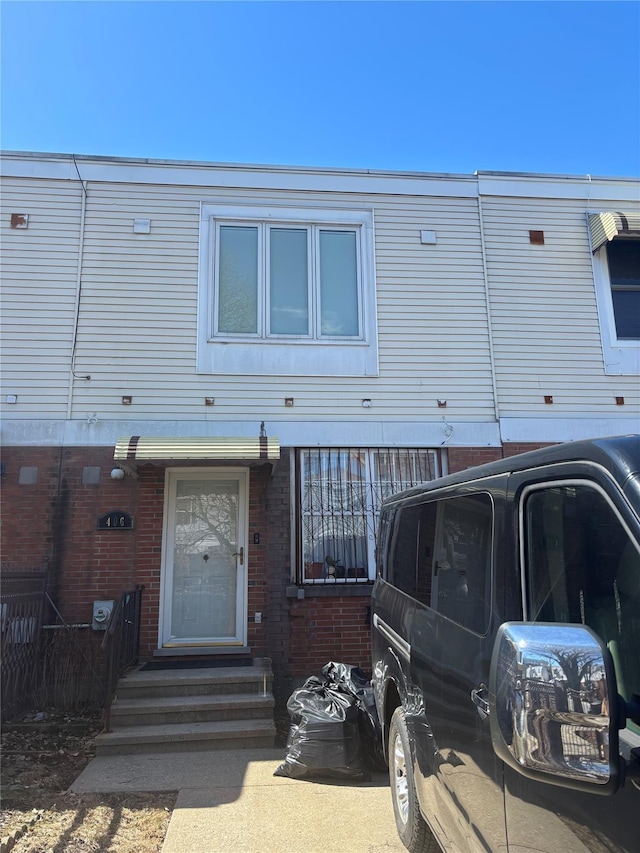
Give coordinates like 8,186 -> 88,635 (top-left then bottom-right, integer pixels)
114,436 -> 280,462
589,211 -> 640,251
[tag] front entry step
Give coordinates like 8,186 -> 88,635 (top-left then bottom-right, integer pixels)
96,657 -> 276,756
95,719 -> 277,755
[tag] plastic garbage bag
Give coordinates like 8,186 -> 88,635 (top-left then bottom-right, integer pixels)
274,675 -> 369,780
321,662 -> 386,770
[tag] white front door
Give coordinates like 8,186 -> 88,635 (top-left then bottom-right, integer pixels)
160,468 -> 248,648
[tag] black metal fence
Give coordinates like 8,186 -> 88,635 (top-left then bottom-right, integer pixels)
1,571 -> 47,722
103,586 -> 144,731
1,573 -> 144,723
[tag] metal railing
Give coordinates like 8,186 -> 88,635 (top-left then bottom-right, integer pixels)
102,585 -> 144,731
0,571 -> 48,722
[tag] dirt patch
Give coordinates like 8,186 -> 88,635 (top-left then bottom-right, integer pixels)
1,712 -> 175,853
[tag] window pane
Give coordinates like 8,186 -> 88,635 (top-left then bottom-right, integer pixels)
525,485 -> 640,709
608,239 -> 640,340
388,501 -> 438,604
270,228 -> 309,334
319,230 -> 359,336
218,226 -> 258,334
432,494 -> 492,633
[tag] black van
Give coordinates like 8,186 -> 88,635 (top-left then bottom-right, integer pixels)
371,435 -> 639,853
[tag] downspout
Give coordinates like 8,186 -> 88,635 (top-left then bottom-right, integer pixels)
477,191 -> 501,445
66,157 -> 89,420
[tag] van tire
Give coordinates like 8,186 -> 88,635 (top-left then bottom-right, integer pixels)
389,707 -> 438,853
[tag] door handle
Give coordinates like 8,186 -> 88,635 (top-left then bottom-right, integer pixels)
232,547 -> 244,566
471,683 -> 490,717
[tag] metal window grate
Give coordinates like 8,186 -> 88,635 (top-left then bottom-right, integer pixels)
299,448 -> 439,583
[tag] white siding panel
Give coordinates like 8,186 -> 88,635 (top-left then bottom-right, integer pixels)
67,183 -> 496,422
0,178 -> 82,418
483,195 -> 640,416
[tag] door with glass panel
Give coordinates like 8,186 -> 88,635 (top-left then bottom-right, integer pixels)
160,469 -> 248,647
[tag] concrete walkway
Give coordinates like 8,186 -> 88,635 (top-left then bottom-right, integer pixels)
71,748 -> 406,853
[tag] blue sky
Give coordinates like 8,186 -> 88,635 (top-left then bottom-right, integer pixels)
2,1 -> 639,177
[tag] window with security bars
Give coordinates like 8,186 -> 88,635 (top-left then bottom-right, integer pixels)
298,448 -> 440,583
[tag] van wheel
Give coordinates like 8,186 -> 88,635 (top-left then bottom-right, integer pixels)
389,707 -> 438,853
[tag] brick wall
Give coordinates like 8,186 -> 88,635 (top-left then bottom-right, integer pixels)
447,442 -> 553,474
447,447 -> 503,474
288,594 -> 372,677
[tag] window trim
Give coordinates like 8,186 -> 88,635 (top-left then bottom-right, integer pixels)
591,241 -> 639,375
198,203 -> 378,376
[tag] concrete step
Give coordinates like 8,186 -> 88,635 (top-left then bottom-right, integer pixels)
117,661 -> 273,699
95,718 -> 277,755
110,692 -> 275,727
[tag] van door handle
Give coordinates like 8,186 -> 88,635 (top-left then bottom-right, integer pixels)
471,683 -> 490,717
232,547 -> 244,566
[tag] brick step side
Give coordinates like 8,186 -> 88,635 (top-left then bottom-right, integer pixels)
110,693 -> 275,727
95,718 -> 277,756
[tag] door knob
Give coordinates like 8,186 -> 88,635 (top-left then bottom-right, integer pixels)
232,547 -> 244,566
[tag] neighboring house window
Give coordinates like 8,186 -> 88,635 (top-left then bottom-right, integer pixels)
589,212 -> 640,375
297,448 -> 440,583
607,238 -> 640,341
198,205 -> 378,376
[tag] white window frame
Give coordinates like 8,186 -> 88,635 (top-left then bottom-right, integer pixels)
198,204 -> 378,376
592,241 -> 640,376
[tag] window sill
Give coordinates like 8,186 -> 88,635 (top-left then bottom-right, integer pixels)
197,339 -> 378,377
286,584 -> 373,599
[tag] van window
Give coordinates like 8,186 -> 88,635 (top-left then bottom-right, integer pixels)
386,493 -> 492,633
387,501 -> 437,602
432,494 -> 492,634
524,483 -> 640,709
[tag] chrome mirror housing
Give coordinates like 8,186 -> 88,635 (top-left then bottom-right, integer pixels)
489,622 -> 622,794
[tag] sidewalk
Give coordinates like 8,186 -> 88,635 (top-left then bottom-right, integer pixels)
71,748 -> 406,853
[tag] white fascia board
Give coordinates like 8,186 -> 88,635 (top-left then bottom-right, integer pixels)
478,175 -> 640,202
1,419 -> 501,448
500,417 -> 640,444
1,154 -> 478,198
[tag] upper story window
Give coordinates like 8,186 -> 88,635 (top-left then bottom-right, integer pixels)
589,211 -> 640,375
607,238 -> 640,341
198,204 -> 378,376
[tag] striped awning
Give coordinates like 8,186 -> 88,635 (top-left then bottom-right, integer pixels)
114,436 -> 280,462
589,211 -> 640,251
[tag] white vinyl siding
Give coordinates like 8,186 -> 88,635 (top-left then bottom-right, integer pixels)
482,196 -> 640,413
0,178 -> 83,417
3,155 -> 637,436
0,176 -> 496,424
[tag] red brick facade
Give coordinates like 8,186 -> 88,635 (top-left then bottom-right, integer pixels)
0,441 -> 551,702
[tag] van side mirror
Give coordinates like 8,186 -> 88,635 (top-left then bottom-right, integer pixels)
488,622 -> 624,794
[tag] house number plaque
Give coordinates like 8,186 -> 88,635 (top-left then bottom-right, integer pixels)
97,511 -> 134,530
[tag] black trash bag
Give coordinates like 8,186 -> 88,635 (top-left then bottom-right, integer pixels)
321,662 -> 386,770
274,675 -> 369,780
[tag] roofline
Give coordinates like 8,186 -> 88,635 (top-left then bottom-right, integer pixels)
1,149 -> 638,185
0,149 -> 473,182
